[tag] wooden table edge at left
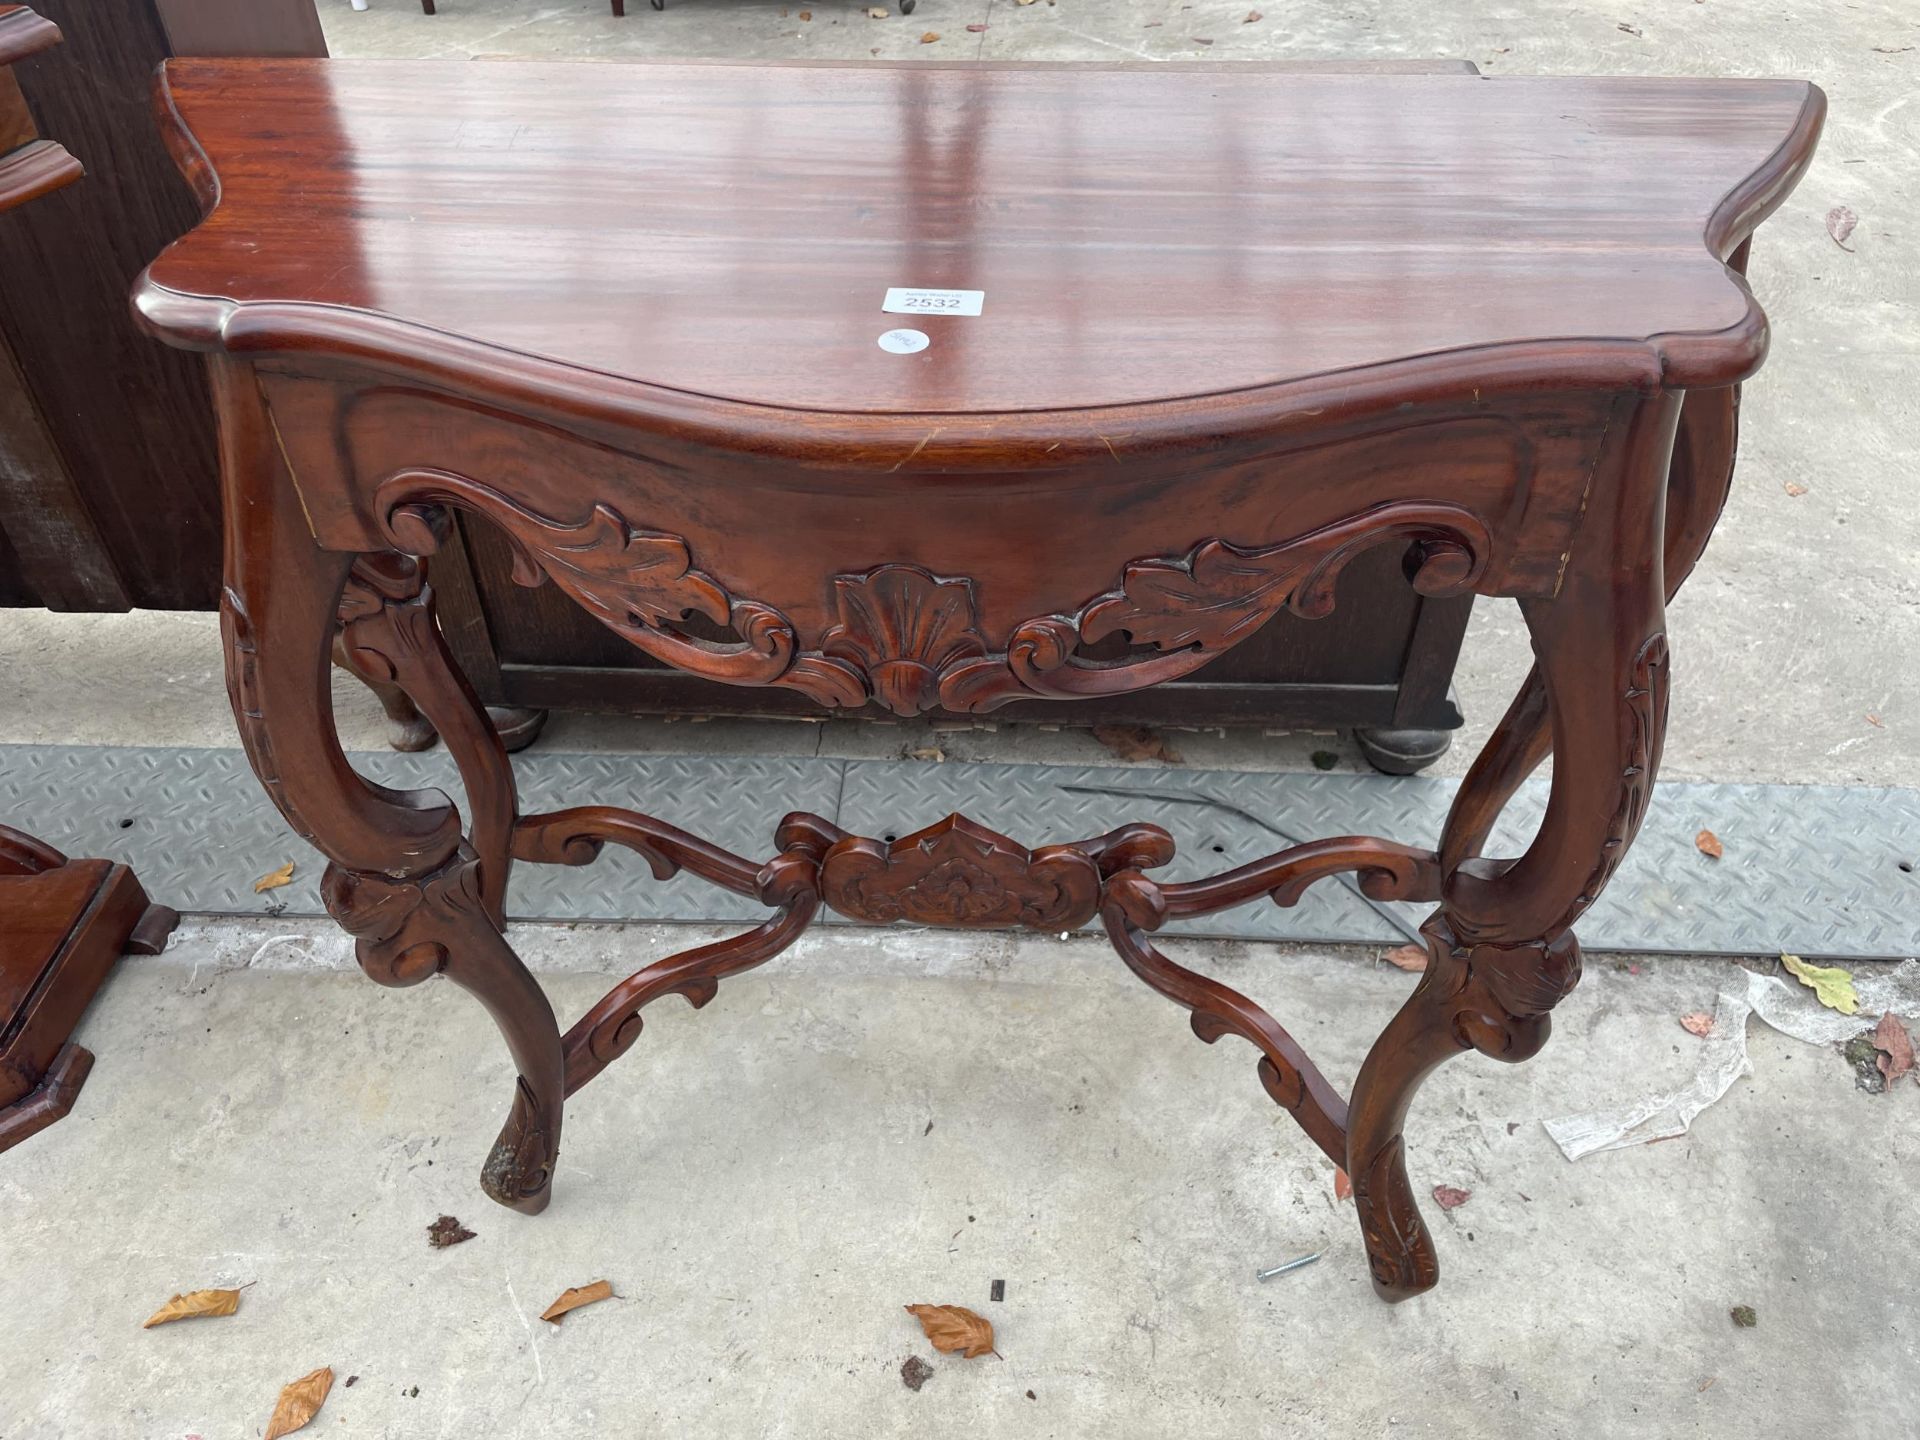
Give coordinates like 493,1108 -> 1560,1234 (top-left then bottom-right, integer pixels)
0,6 -> 177,1157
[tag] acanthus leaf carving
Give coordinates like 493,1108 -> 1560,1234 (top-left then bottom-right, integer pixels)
1078,502 -> 1489,660
373,469 -> 793,687
368,471 -> 1491,718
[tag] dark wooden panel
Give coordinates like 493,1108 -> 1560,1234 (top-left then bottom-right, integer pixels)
0,0 -> 220,609
0,325 -> 126,608
474,539 -> 1464,731
0,521 -> 33,603
153,0 -> 326,59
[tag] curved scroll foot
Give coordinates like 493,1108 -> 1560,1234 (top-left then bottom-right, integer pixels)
1346,915 -> 1578,1300
128,903 -> 180,956
482,1076 -> 557,1214
323,851 -> 564,1215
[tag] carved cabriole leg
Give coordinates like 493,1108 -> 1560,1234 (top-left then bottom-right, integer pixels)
335,551 -> 518,928
1348,390 -> 1682,1301
211,357 -> 563,1215
1442,246 -> 1747,872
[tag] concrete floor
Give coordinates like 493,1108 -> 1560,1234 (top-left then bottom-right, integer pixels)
2,1 -> 1917,1436
4,923 -> 1916,1437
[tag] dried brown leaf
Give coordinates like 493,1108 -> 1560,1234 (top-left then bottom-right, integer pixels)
966,21 -> 988,30
1874,1012 -> 1915,1086
1695,829 -> 1724,860
426,1214 -> 475,1248
1244,8 -> 1263,19
1091,724 -> 1182,765
1867,713 -> 1885,728
1382,943 -> 1429,973
900,1355 -> 934,1391
905,1303 -> 995,1358
1679,1011 -> 1715,1037
1826,205 -> 1859,251
541,1279 -> 615,1323
920,30 -> 940,42
253,861 -> 296,893
142,1288 -> 242,1328
1333,1166 -> 1352,1201
263,1367 -> 333,1440
1432,1184 -> 1471,1211
799,8 -> 811,16
1783,481 -> 1809,497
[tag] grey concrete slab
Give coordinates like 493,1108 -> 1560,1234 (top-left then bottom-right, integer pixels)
0,920 -> 1912,1437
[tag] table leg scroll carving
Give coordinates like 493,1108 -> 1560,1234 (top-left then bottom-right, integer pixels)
1348,391 -> 1680,1300
321,848 -> 563,1212
515,810 -> 840,1096
1101,835 -> 1438,1167
215,357 -> 562,1215
335,552 -> 518,927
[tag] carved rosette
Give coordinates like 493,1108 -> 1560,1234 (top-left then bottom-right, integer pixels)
371,470 -> 1489,718
321,848 -> 492,988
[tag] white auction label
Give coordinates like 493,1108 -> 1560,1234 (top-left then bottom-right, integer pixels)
882,287 -> 985,318
877,328 -> 930,354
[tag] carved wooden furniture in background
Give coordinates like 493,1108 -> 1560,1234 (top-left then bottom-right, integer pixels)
0,827 -> 176,1151
135,58 -> 1821,1303
0,5 -> 178,1156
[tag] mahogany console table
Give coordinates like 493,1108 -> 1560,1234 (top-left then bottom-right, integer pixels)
135,59 -> 1821,1302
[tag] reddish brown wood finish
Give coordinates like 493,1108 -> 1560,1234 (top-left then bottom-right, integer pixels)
0,828 -> 178,1153
0,6 -> 77,210
0,8 -> 178,1157
135,58 -> 1821,1302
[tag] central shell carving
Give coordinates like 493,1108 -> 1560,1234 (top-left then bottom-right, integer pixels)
819,565 -> 988,718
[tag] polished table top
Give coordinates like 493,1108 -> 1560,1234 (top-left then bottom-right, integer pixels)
138,60 -> 1822,422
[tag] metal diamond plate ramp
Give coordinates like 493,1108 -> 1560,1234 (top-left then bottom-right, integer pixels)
2,745 -> 1915,959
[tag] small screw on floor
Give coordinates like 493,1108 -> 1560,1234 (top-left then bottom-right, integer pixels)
1256,1252 -> 1323,1282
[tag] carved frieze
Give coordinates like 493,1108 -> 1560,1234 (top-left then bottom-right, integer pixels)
372,471 -> 1490,718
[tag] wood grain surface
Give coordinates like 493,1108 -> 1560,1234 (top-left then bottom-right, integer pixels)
138,60 -> 1822,416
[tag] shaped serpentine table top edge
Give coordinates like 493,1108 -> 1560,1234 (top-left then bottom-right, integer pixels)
132,60 -> 1823,460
